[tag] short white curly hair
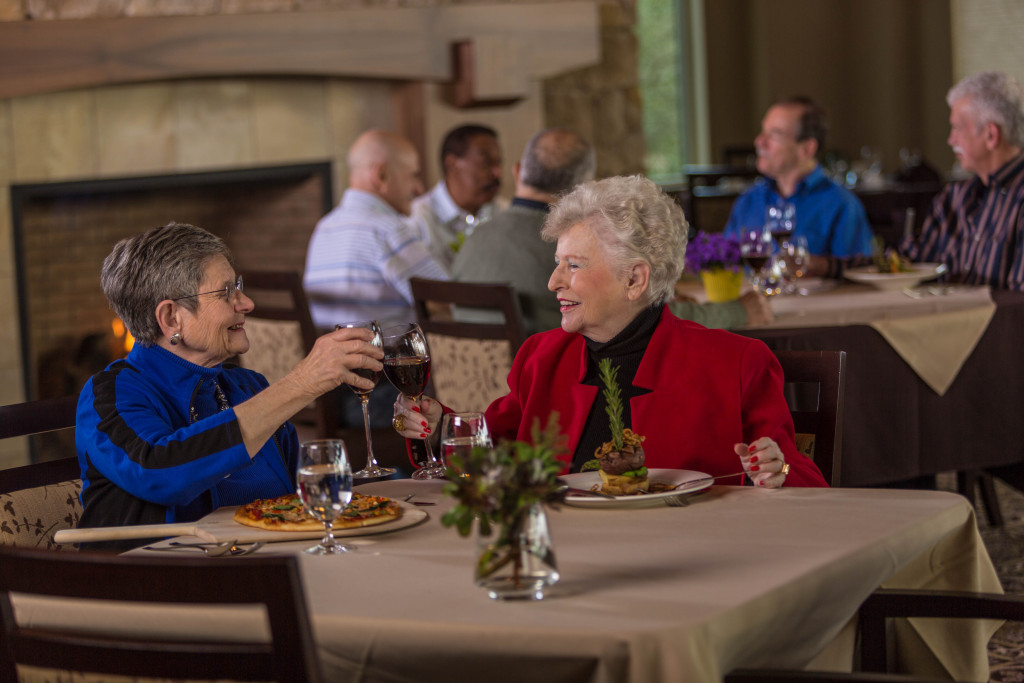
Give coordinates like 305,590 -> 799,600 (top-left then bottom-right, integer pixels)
541,175 -> 688,307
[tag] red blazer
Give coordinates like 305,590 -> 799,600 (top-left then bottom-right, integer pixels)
484,307 -> 827,487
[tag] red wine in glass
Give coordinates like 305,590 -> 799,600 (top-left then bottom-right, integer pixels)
382,323 -> 445,480
351,367 -> 381,397
383,356 -> 431,398
743,254 -> 772,272
336,320 -> 393,479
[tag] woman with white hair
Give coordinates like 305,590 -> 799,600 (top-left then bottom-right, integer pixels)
396,176 -> 826,487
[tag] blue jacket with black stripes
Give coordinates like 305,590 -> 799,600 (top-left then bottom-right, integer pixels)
75,343 -> 298,537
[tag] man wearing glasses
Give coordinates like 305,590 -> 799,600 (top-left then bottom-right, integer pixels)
723,96 -> 874,278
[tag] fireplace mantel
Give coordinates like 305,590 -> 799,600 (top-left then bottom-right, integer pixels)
0,3 -> 600,103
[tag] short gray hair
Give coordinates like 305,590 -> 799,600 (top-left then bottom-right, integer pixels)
541,175 -> 688,307
519,128 -> 596,195
947,71 -> 1024,147
101,222 -> 234,346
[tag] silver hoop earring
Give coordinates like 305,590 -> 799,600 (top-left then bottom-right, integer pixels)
169,333 -> 181,346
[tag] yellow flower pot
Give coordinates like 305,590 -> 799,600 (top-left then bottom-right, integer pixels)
700,268 -> 743,303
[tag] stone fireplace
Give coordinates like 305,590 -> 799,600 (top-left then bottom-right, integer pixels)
12,162 -> 333,401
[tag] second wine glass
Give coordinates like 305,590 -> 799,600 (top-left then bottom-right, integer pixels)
441,412 -> 492,476
336,320 -> 394,479
381,323 -> 445,480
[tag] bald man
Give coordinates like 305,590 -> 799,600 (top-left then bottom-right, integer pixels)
304,129 -> 446,330
303,130 -> 446,433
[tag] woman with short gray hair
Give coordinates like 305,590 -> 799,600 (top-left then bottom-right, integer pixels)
77,222 -> 382,548
395,176 -> 826,488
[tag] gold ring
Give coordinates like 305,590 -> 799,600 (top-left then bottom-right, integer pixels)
392,415 -> 405,432
780,462 -> 790,476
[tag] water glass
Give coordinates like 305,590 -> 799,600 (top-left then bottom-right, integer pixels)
297,439 -> 355,555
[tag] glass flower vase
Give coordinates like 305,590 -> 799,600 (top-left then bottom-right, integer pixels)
475,503 -> 559,601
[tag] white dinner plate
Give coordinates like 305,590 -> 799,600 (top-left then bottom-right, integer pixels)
560,469 -> 714,509
843,262 -> 947,291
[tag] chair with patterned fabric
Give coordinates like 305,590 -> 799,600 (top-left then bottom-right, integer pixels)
409,278 -> 527,413
0,395 -> 81,550
235,270 -> 338,439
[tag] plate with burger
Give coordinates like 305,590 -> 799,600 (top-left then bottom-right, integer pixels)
559,359 -> 713,508
560,468 -> 713,508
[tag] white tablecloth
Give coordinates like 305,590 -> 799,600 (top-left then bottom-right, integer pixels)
16,480 -> 1000,682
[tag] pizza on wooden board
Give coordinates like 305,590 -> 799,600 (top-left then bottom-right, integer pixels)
234,493 -> 402,531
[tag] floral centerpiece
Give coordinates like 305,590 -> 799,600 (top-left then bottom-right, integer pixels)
442,416 -> 565,600
685,231 -> 743,302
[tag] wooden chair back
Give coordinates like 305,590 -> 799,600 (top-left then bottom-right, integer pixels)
727,588 -> 1023,682
0,396 -> 82,550
0,395 -> 77,440
409,277 -> 527,412
772,350 -> 847,487
0,546 -> 322,682
236,270 -> 337,438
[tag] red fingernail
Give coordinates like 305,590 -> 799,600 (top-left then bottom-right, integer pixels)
750,465 -> 760,471
749,455 -> 759,463
748,445 -> 757,453
424,427 -> 431,433
419,433 -> 426,438
412,407 -> 421,413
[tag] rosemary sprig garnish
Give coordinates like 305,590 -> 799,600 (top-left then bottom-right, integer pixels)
598,358 -> 624,451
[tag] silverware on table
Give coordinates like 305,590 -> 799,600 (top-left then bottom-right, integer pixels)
143,540 -> 264,556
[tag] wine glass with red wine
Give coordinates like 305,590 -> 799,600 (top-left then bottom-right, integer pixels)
336,320 -> 394,479
381,323 -> 445,480
740,226 -> 775,293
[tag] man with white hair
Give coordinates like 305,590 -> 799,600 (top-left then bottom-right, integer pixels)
903,71 -> 1024,290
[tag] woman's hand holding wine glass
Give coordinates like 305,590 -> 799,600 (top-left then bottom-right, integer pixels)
336,321 -> 394,479
382,323 -> 446,480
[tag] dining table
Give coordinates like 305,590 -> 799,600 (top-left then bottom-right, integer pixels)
683,276 -> 1024,487
15,479 -> 1001,682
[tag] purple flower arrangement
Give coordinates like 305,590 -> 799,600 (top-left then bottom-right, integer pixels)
685,231 -> 742,273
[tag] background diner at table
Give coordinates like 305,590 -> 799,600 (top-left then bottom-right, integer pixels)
394,175 -> 827,487
73,223 -> 383,550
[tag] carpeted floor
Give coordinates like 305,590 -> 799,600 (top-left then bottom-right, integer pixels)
943,475 -> 1024,682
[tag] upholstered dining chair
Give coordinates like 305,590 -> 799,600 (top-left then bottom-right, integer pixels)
0,546 -> 323,682
235,270 -> 338,438
772,350 -> 847,487
409,277 -> 527,413
0,395 -> 81,550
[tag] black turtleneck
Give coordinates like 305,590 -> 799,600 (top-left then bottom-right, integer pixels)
570,304 -> 664,472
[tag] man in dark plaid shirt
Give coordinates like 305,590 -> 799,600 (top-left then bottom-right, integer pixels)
903,71 -> 1024,291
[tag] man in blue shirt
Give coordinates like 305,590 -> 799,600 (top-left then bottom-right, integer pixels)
724,96 -> 874,278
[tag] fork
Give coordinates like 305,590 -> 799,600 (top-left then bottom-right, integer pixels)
144,540 -> 265,556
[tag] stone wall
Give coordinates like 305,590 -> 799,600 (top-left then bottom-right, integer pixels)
0,0 -> 644,179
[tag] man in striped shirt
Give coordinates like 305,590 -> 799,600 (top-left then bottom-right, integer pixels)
304,130 -> 448,432
304,129 -> 448,331
903,71 -> 1024,290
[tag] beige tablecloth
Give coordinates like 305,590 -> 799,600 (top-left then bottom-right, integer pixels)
742,283 -> 996,395
15,480 -> 1001,682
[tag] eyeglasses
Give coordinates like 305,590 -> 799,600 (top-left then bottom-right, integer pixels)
172,275 -> 243,302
